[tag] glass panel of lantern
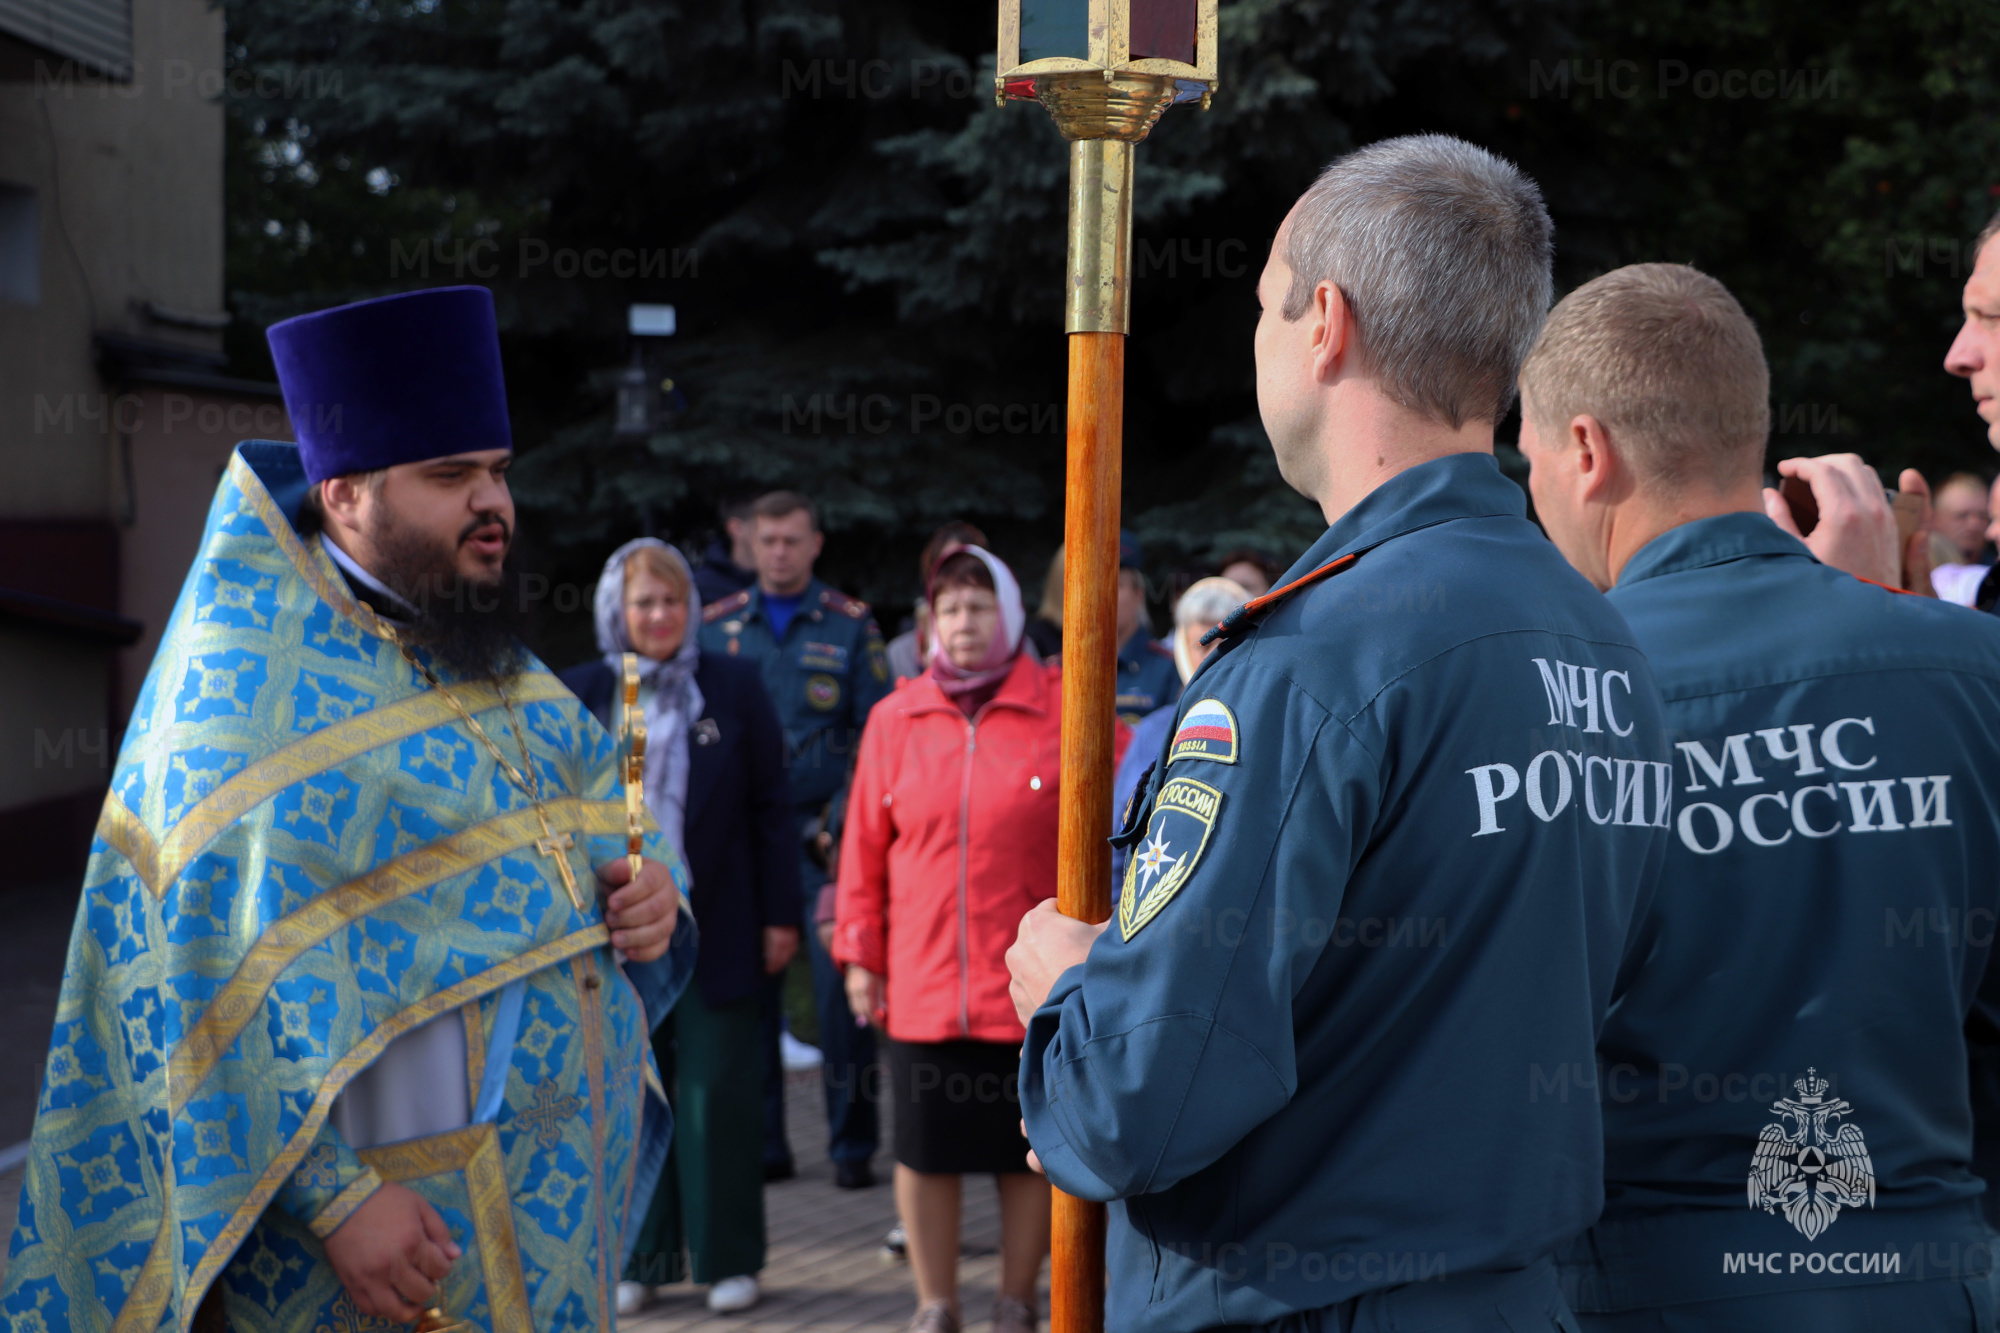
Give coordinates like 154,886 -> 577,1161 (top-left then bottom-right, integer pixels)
1128,0 -> 1197,64
1018,0 -> 1091,63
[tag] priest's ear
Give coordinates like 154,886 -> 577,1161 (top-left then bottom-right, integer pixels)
315,469 -> 388,531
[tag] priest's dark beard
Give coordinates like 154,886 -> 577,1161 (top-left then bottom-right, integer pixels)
369,511 -> 529,683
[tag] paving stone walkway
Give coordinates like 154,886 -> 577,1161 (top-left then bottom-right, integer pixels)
625,1067 -> 1044,1332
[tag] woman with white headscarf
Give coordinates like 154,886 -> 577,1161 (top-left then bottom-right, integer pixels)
560,539 -> 800,1317
833,545 -> 1129,1333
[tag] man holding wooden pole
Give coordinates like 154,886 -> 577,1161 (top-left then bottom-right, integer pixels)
1007,134 -> 1674,1332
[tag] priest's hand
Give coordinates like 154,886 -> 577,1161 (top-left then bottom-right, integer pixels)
594,856 -> 680,961
1006,899 -> 1106,1026
323,1180 -> 460,1323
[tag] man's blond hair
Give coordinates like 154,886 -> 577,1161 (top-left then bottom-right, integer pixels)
1520,263 -> 1769,491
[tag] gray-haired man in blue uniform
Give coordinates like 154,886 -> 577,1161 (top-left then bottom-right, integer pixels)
1519,262 -> 2000,1330
1006,135 -> 1674,1333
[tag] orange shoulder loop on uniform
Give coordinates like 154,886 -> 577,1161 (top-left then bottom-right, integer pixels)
1201,551 -> 1362,646
1851,573 -> 1921,597
703,589 -> 750,623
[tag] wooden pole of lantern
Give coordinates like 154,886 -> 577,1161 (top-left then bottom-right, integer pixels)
1048,131 -> 1135,1333
996,7 -> 1220,1327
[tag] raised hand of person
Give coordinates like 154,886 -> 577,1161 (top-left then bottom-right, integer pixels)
1892,467 -> 1938,595
1761,453 -> 1900,587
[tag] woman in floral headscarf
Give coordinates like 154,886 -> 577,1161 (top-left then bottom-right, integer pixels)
561,539 -> 800,1317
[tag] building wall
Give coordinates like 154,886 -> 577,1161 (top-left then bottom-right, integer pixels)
0,0 -> 234,879
0,620 -> 108,810
0,0 -> 226,520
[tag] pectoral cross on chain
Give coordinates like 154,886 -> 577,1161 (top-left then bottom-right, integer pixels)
384,642 -> 592,916
534,823 -> 585,913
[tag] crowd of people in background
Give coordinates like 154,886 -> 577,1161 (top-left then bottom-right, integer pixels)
565,473 -> 1311,1323
1926,470 -> 2000,606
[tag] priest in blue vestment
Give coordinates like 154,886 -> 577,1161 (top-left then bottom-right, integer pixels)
0,286 -> 697,1333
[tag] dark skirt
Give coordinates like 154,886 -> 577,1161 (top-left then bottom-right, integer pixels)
883,1038 -> 1035,1175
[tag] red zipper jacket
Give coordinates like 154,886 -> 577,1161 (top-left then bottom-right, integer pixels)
834,651 -> 1126,1043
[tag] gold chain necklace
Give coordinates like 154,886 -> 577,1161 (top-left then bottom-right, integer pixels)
390,637 -> 587,913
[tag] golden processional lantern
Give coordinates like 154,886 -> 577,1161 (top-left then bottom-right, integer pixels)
993,4 -> 1218,1333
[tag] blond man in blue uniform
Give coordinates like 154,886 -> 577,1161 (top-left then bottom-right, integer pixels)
1521,263 -> 2000,1330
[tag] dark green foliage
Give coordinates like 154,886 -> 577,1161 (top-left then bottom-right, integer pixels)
1483,0 -> 2000,476
223,0 -> 2000,662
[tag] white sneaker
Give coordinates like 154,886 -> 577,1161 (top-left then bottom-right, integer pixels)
780,1031 -> 824,1071
707,1274 -> 761,1313
616,1281 -> 652,1316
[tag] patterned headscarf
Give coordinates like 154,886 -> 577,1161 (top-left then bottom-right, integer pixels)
592,539 -> 704,863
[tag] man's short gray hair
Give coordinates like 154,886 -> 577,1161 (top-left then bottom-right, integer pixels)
1978,208 -> 2000,260
1283,134 -> 1554,429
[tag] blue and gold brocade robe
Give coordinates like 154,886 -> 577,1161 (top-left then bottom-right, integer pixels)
0,441 -> 695,1333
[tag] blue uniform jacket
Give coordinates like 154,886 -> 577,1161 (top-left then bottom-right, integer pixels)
559,653 -> 803,1008
1116,628 -> 1181,724
1560,513 -> 2000,1313
1022,454 -> 1672,1330
696,577 -> 891,813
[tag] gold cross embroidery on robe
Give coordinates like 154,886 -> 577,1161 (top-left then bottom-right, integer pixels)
518,1077 -> 584,1151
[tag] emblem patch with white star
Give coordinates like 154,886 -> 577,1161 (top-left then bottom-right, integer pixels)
1119,776 -> 1222,939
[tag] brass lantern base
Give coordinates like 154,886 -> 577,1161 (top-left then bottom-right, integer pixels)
1034,71 -> 1183,143
1066,139 -> 1133,334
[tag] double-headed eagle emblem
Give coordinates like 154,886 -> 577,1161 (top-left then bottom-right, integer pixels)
1746,1068 -> 1875,1241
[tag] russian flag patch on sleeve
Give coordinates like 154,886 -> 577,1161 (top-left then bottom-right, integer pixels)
1170,697 -> 1239,766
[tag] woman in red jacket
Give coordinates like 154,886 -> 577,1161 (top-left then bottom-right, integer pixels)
835,544 -> 1062,1333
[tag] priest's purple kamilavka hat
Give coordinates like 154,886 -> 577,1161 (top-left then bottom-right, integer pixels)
267,286 -> 513,483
